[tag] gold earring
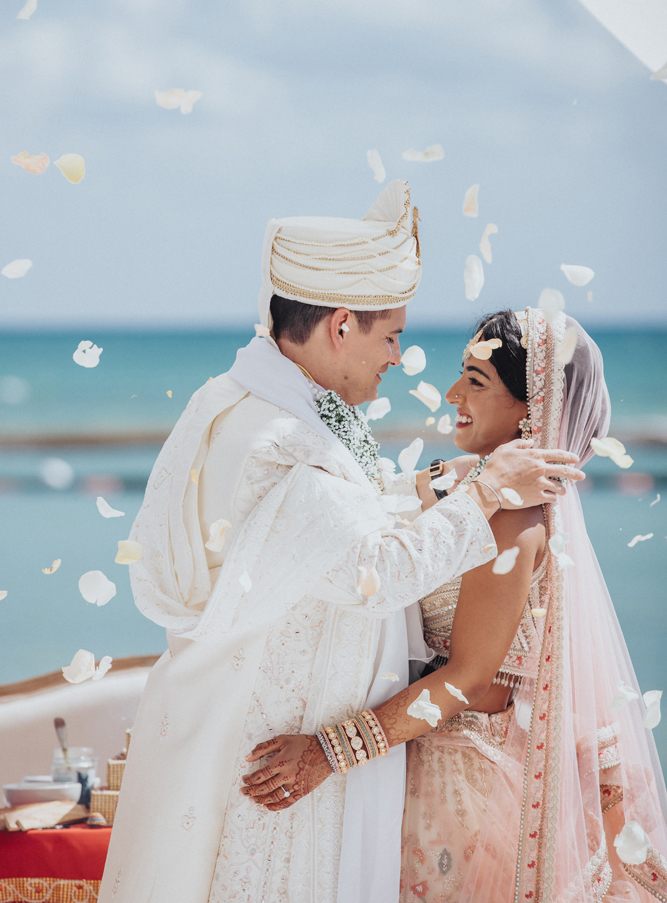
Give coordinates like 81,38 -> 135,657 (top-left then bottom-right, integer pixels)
519,417 -> 532,440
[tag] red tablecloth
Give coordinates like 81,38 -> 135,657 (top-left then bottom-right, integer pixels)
0,824 -> 110,880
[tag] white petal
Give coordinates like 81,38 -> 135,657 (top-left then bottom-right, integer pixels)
2,259 -> 32,279
463,184 -> 479,217
380,494 -> 422,514
366,149 -> 386,183
445,682 -> 469,704
431,470 -> 457,492
0,591 -> 7,601
365,397 -> 391,421
479,224 -> 498,264
155,88 -> 185,109
340,322 -> 349,333
464,254 -> 484,301
39,457 -> 74,490
610,681 -> 639,711
54,154 -> 85,184
401,345 -> 426,376
470,338 -> 501,360
650,494 -> 660,507
611,453 -> 634,469
407,689 -> 442,727
92,655 -> 113,681
437,415 -> 453,434
381,672 -> 400,682
628,533 -> 653,548
254,324 -> 271,337
426,417 -> 435,426
42,559 -> 61,574
239,572 -> 252,593
62,649 -> 96,684
500,487 -> 523,507
555,326 -> 579,365
357,565 -> 381,596
549,532 -> 574,570
398,437 -> 424,474
643,690 -> 662,729
650,61 -> 667,80
73,340 -> 103,368
96,497 -> 125,518
115,540 -> 142,564
79,570 -> 117,606
409,381 -> 441,413
180,90 -> 202,114
401,145 -> 444,163
492,546 -> 520,575
205,518 -> 232,552
560,264 -> 594,286
591,436 -> 626,458
614,821 -> 651,865
379,456 -> 396,474
531,608 -> 547,618
538,288 -> 565,326
16,0 -> 37,19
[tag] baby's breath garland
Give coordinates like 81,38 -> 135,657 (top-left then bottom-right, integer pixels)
315,389 -> 383,488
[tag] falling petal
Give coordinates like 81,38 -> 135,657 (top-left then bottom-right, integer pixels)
531,608 -> 547,618
492,547 -> 520,575
365,397 -> 391,421
610,681 -> 639,711
205,518 -> 232,552
591,436 -> 626,458
62,649 -> 96,684
556,326 -> 578,364
190,469 -> 199,484
96,497 -> 125,518
340,322 -> 350,333
40,457 -> 74,490
155,88 -> 185,109
54,154 -> 85,184
180,90 -> 202,114
560,264 -> 594,286
2,259 -> 32,279
612,454 -> 634,469
628,533 -> 653,548
426,417 -> 435,426
401,144 -> 444,163
92,655 -> 113,681
167,390 -> 172,398
470,338 -> 501,360
464,254 -> 484,301
115,540 -> 142,564
398,437 -> 424,474
381,672 -> 400,682
402,345 -> 426,376
642,690 -> 662,729
0,591 -> 7,601
42,559 -> 61,574
614,821 -> 651,865
367,149 -> 386,183
587,291 -> 593,303
409,381 -> 441,413
549,532 -> 574,570
650,61 -> 667,80
445,682 -> 469,704
431,470 -> 457,492
16,0 -> 37,18
73,340 -> 103,368
407,689 -> 442,727
479,223 -> 498,264
79,570 -> 117,606
379,456 -> 396,473
437,415 -> 453,435
395,515 -> 412,527
650,494 -> 660,507
254,324 -> 271,337
11,151 -> 48,173
239,572 -> 252,593
500,487 -> 523,507
357,565 -> 381,596
538,288 -> 565,326
463,184 -> 479,217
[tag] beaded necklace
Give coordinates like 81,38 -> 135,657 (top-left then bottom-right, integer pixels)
458,453 -> 492,487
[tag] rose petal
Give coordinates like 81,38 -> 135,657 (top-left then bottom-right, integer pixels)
205,518 -> 232,552
650,493 -> 660,507
500,487 -> 523,507
73,340 -> 103,368
492,546 -> 520,575
155,89 -> 185,109
431,470 -> 457,492
555,326 -> 579,365
0,591 -> 7,601
531,608 -> 547,618
479,223 -> 498,264
239,572 -> 252,593
445,682 -> 469,704
115,540 -> 142,564
367,149 -> 386,183
401,145 -> 444,163
611,453 -> 634,469
398,437 -> 424,474
642,690 -> 662,729
340,322 -> 349,333
96,497 -> 125,518
16,0 -> 37,19
254,324 -> 271,337
54,154 -> 85,184
92,655 -> 113,681
628,533 -> 653,548
610,681 -> 639,711
614,821 -> 651,865
587,291 -> 593,302
401,345 -> 426,376
11,151 -> 48,173
463,183 -> 479,217
591,436 -> 626,458
62,649 -> 96,684
407,689 -> 442,727
190,469 -> 199,484
409,381 -> 441,413
381,672 -> 400,682
464,254 -> 484,301
560,264 -> 595,287
40,457 -> 74,490
549,532 -> 574,570
437,415 -> 453,435
470,338 -> 501,360
426,417 -> 435,426
180,90 -> 202,114
538,288 -> 565,326
2,259 -> 32,279
79,570 -> 117,606
379,456 -> 396,473
357,565 -> 381,596
42,559 -> 61,574
167,390 -> 172,397
365,397 -> 391,421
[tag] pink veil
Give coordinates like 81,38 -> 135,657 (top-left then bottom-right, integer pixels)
460,309 -> 667,902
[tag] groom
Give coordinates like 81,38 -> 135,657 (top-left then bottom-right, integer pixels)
99,180 -> 582,903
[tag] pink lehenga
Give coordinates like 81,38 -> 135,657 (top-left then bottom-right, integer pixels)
401,308 -> 667,903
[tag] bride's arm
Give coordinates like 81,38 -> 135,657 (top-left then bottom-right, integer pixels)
241,506 -> 545,808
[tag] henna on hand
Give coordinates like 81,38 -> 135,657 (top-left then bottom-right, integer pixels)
240,734 -> 332,810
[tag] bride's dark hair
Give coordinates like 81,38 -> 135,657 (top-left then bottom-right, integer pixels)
472,309 -> 527,402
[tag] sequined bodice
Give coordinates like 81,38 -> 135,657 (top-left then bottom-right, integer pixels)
419,551 -> 549,686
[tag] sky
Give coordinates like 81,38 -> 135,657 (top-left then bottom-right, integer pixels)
1,0 -> 666,329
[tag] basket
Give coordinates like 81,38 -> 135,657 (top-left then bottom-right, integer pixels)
89,789 -> 119,826
107,758 -> 126,792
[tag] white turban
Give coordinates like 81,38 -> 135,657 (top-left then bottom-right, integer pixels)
258,180 -> 422,328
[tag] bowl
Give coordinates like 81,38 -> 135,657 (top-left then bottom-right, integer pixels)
3,781 -> 81,808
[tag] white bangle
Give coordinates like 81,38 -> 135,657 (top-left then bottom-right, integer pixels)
471,478 -> 503,512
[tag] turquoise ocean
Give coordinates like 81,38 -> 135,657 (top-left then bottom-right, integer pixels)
1,327 -> 666,765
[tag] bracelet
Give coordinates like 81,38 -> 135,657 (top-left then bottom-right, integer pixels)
471,478 -> 503,512
316,709 -> 389,775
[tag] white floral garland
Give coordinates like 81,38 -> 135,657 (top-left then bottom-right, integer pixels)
315,389 -> 383,488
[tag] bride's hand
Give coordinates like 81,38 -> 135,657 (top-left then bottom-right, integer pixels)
240,734 -> 332,810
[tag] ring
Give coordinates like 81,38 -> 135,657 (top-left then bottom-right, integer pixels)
281,786 -> 290,798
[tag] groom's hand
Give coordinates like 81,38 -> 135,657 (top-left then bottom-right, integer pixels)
480,439 -> 584,511
240,734 -> 332,811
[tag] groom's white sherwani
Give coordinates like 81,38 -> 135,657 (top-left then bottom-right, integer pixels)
99,337 -> 495,903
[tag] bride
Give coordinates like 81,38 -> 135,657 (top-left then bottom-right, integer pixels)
243,307 -> 667,902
